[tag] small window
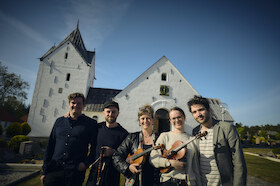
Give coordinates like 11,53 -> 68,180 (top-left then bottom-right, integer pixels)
43,99 -> 48,108
49,88 -> 53,97
66,73 -> 70,81
40,108 -> 45,115
65,52 -> 68,59
160,85 -> 169,96
58,88 -> 63,94
161,73 -> 167,81
54,76 -> 58,83
42,115 -> 46,123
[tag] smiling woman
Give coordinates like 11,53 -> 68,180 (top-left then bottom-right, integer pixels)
112,104 -> 161,186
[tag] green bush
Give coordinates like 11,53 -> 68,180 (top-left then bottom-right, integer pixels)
6,122 -> 22,138
0,124 -> 3,135
8,135 -> 29,153
272,148 -> 280,154
0,139 -> 8,148
21,122 -> 31,135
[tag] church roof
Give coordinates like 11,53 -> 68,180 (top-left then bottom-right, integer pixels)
207,98 -> 234,122
40,25 -> 95,64
84,87 -> 122,112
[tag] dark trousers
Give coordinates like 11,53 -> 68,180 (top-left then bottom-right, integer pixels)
44,170 -> 85,186
161,178 -> 187,186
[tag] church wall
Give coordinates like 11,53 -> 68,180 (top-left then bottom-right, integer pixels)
114,57 -> 200,135
28,42 -> 92,137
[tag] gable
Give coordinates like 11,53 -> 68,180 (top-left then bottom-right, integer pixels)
40,27 -> 95,65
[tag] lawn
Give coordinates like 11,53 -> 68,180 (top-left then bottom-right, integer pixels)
14,148 -> 280,186
244,154 -> 280,185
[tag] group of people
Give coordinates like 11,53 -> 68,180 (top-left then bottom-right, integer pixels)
41,92 -> 247,186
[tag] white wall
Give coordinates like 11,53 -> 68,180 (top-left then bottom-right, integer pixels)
114,57 -> 200,135
28,42 -> 93,136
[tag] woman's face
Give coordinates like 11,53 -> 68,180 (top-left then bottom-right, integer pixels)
139,114 -> 153,130
169,110 -> 185,131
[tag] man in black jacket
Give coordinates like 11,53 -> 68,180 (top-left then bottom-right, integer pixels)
86,101 -> 128,186
41,92 -> 97,186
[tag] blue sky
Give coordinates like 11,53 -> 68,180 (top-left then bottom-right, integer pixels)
0,0 -> 279,126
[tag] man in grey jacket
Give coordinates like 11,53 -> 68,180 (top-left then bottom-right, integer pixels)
187,95 -> 247,186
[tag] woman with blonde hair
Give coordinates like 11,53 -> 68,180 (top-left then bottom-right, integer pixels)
113,104 -> 160,186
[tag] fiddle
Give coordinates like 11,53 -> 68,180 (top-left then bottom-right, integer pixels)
160,131 -> 208,173
126,144 -> 164,165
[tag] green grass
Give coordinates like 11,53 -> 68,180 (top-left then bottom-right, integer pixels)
243,148 -> 273,154
245,154 -> 280,185
14,148 -> 280,186
15,169 -> 126,186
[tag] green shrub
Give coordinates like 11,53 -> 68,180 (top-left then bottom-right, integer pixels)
21,122 -> 31,135
0,139 -> 8,148
272,148 -> 280,154
8,135 -> 29,153
6,122 -> 22,138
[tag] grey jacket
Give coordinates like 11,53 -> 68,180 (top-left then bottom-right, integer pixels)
193,119 -> 247,186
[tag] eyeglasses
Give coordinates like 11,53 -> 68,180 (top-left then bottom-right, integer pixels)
170,115 -> 183,121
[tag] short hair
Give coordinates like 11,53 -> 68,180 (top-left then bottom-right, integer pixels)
103,101 -> 119,111
169,106 -> 185,119
187,95 -> 210,112
68,92 -> 85,105
138,104 -> 154,119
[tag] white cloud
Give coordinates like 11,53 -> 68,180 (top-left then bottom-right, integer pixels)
0,11 -> 51,47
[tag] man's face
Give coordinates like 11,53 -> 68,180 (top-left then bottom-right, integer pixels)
103,106 -> 119,124
69,97 -> 84,116
190,104 -> 211,125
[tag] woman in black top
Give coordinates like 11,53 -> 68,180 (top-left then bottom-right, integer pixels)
112,104 -> 160,186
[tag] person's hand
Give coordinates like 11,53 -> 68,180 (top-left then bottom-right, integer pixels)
129,163 -> 142,174
101,146 -> 115,157
77,162 -> 87,171
169,159 -> 186,170
40,175 -> 46,184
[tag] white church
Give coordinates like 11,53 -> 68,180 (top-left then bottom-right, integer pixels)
28,25 -> 234,137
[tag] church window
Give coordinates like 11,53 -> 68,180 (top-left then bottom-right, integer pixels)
58,88 -> 63,94
50,61 -> 54,74
160,85 -> 169,96
65,52 -> 68,59
42,115 -> 46,123
43,99 -> 48,108
49,88 -> 53,97
66,73 -> 70,81
40,108 -> 45,115
54,76 -> 58,83
161,73 -> 167,81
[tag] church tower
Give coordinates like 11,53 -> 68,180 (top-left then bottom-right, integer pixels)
28,25 -> 95,136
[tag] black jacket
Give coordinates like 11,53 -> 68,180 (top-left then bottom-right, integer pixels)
112,132 -> 160,185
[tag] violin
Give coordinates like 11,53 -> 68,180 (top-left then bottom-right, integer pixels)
160,131 -> 208,173
126,144 -> 164,165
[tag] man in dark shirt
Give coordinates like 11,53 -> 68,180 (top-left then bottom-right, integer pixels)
41,92 -> 97,186
86,101 -> 128,186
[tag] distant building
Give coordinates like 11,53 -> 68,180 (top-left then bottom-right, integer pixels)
28,26 -> 234,137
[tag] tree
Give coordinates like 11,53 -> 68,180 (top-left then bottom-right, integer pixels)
237,127 -> 245,140
0,62 -> 29,107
